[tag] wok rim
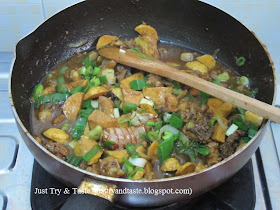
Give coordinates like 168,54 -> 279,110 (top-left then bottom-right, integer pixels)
8,0 -> 278,185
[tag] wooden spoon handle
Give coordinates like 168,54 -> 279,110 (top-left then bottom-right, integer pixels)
99,48 -> 280,124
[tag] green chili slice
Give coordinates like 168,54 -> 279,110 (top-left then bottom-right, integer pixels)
83,145 -> 101,162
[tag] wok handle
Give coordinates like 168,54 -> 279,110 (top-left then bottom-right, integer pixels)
77,177 -> 117,203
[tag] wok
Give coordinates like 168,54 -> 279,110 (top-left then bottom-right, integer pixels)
9,0 -> 276,207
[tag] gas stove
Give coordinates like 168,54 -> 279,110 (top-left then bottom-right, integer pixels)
0,52 -> 279,209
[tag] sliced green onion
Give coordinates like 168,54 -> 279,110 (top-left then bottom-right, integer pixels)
173,88 -> 183,95
130,78 -> 146,90
158,138 -> 175,163
93,67 -> 101,76
146,121 -> 155,126
169,113 -> 184,130
123,103 -> 137,114
119,118 -> 131,123
163,112 -> 172,123
82,56 -> 92,68
210,118 -> 216,127
225,124 -> 238,136
67,154 -> 82,167
82,100 -> 92,109
138,54 -> 155,61
237,107 -> 245,115
59,66 -> 69,75
103,140 -> 116,149
122,156 -> 135,167
140,98 -> 154,107
114,84 -> 120,88
37,93 -> 70,107
90,77 -> 101,87
248,128 -> 258,139
83,145 -> 101,162
217,72 -> 230,82
91,100 -> 99,109
232,116 -> 248,131
236,57 -> 246,67
126,144 -> 140,158
97,75 -> 108,84
185,93 -> 195,100
113,108 -> 120,118
79,108 -> 94,118
216,115 -> 228,130
70,85 -> 83,94
101,69 -> 115,84
147,131 -> 158,142
88,125 -> 103,140
238,76 -> 249,86
127,167 -> 144,179
242,137 -> 251,143
128,157 -> 147,167
61,123 -> 70,132
128,48 -> 141,53
71,117 -> 87,140
248,88 -> 258,98
56,76 -> 69,94
33,84 -> 44,108
199,91 -> 210,104
154,120 -> 162,130
212,80 -> 222,86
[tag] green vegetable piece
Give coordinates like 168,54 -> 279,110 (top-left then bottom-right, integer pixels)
210,118 -> 216,127
97,75 -> 108,84
127,167 -> 144,179
103,140 -> 116,149
199,91 -> 210,105
93,67 -> 101,76
158,138 -> 175,163
146,121 -> 155,126
236,56 -> 246,67
125,144 -> 140,158
248,128 -> 258,139
61,123 -> 70,132
56,76 -> 69,94
67,154 -> 82,167
154,120 -> 162,131
217,72 -> 230,82
248,88 -> 258,98
79,108 -> 94,119
172,88 -> 183,95
37,93 -> 70,107
212,80 -> 222,86
128,48 -> 141,53
88,125 -> 103,140
238,76 -> 249,86
122,157 -> 135,167
123,103 -> 137,114
185,93 -> 195,100
90,77 -> 101,87
83,56 -> 92,68
232,116 -> 248,131
70,85 -> 83,94
197,146 -> 211,156
71,117 -> 87,140
59,66 -> 69,75
33,84 -> 44,108
82,100 -> 92,109
129,78 -> 146,90
169,113 -> 184,130
242,137 -> 251,143
138,54 -> 155,61
147,131 -> 158,142
237,107 -> 245,115
83,145 -> 101,162
114,84 -> 121,88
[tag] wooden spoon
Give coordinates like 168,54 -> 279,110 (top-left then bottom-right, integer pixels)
99,48 -> 280,124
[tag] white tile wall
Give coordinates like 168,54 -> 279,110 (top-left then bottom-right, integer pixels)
0,0 -> 279,83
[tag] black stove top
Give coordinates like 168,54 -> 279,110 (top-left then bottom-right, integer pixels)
30,160 -> 255,210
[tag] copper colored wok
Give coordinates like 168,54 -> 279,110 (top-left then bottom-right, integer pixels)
9,0 -> 276,207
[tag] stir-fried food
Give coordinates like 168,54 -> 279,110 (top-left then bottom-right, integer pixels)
31,23 -> 263,180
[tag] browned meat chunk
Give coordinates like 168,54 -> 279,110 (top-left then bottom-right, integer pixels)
98,96 -> 114,115
99,157 -> 125,178
45,141 -> 70,160
220,130 -> 246,158
101,126 -> 146,149
86,164 -> 100,175
206,141 -> 222,166
116,65 -> 129,83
